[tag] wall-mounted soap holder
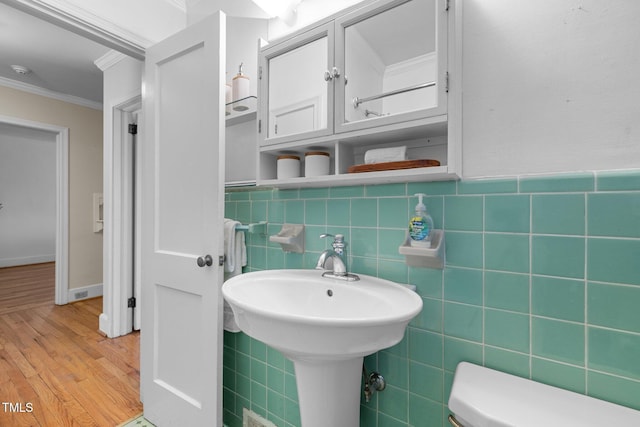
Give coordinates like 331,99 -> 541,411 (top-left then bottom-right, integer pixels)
269,224 -> 305,253
398,229 -> 444,269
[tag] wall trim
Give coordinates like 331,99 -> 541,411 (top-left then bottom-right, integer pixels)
67,282 -> 103,302
0,76 -> 102,110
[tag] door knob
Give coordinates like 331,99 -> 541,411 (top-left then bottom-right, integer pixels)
197,254 -> 213,267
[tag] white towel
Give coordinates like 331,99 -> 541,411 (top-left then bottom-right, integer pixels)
364,146 -> 407,164
223,218 -> 246,333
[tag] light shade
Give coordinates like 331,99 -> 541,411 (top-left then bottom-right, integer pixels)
251,0 -> 302,18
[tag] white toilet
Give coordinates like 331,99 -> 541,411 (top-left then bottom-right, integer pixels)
448,362 -> 640,426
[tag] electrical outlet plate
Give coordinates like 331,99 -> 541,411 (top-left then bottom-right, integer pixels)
243,408 -> 276,427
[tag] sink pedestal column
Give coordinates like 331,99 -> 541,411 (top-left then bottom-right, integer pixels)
293,357 -> 363,427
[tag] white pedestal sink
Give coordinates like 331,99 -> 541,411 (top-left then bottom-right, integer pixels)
222,269 -> 423,427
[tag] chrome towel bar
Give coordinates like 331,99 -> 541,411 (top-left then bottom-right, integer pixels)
352,81 -> 436,108
448,414 -> 464,427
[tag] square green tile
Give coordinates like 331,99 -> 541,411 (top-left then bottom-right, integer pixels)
484,347 -> 530,378
596,170 -> 640,191
378,352 -> 409,389
532,317 -> 585,366
444,231 -> 483,268
587,238 -> 640,285
423,195 -> 444,229
377,259 -> 407,283
485,309 -> 530,353
409,267 -> 443,299
378,229 -> 405,260
379,197 -> 408,228
444,196 -> 483,231
409,180 -> 457,195
304,199 -> 326,225
531,357 -> 585,394
351,227 -> 377,258
485,195 -> 530,233
409,361 -> 443,402
588,282 -> 640,333
588,193 -> 640,238
484,271 -> 530,313
444,267 -> 483,305
444,337 -> 483,372
532,235 -> 585,279
378,385 -> 408,422
326,199 -> 350,226
588,327 -> 640,380
485,233 -> 530,273
329,185 -> 364,198
444,302 -> 483,342
532,194 -> 585,235
410,297 -> 443,333
409,394 -> 443,427
457,178 -> 518,194
284,200 -> 304,223
519,173 -> 594,193
274,188 -> 299,200
267,200 -> 285,223
409,328 -> 443,368
365,183 -> 406,197
588,371 -> 640,411
531,276 -> 585,322
350,198 -> 378,227
299,187 -> 329,199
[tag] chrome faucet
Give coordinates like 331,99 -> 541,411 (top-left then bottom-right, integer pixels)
316,234 -> 359,281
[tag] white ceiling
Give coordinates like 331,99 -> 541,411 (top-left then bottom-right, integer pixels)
0,2 -> 110,105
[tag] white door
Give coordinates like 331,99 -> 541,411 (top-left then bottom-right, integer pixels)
140,12 -> 226,426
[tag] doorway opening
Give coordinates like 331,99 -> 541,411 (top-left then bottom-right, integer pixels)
0,115 -> 69,305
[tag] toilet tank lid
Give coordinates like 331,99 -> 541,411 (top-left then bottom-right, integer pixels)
448,362 -> 640,427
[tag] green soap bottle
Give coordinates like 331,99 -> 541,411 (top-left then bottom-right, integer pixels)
409,193 -> 433,248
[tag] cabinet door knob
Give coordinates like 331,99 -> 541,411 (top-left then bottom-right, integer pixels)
331,67 -> 340,79
197,254 -> 213,267
324,70 -> 333,81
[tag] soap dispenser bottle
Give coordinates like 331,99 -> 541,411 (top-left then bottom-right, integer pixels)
232,62 -> 250,111
409,193 -> 434,248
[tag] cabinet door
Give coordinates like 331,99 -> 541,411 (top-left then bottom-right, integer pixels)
335,0 -> 448,133
259,23 -> 335,146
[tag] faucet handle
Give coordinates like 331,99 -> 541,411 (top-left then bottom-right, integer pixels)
320,233 -> 344,243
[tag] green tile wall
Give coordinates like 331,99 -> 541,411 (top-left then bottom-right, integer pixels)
222,170 -> 640,427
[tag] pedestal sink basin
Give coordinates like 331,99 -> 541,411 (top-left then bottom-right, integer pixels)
222,269 -> 423,427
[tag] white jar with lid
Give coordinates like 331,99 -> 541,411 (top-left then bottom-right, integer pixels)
304,151 -> 330,177
277,155 -> 300,179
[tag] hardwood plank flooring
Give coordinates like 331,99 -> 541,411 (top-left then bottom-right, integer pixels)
0,263 -> 142,426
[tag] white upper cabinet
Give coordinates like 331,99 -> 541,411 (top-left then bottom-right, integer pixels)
257,0 -> 460,187
335,0 -> 448,133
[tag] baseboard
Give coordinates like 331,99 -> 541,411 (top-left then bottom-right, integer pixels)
68,283 -> 103,303
0,255 -> 55,268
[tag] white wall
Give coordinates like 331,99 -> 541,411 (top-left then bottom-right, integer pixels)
461,0 -> 640,178
0,124 -> 57,267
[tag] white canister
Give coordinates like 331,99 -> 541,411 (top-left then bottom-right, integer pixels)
277,155 -> 300,179
304,151 -> 330,177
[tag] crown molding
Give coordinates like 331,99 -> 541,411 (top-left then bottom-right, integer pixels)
0,76 -> 102,110
1,0 -> 148,59
94,50 -> 128,71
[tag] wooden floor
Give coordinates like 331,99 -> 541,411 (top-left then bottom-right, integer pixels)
0,263 -> 142,426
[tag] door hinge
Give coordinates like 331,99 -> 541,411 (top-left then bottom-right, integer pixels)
445,71 -> 450,93
128,297 -> 136,308
128,124 -> 138,135
258,119 -> 262,133
446,0 -> 450,12
259,65 -> 263,80
218,255 -> 225,266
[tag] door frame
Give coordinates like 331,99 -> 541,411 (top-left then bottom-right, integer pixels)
0,114 -> 69,305
100,95 -> 142,338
